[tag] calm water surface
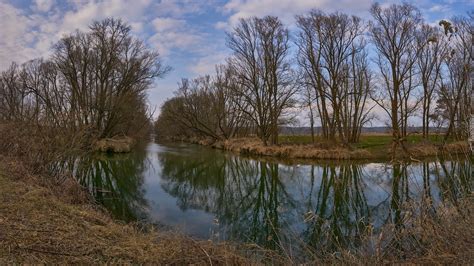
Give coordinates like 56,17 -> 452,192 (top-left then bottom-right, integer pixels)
72,141 -> 472,252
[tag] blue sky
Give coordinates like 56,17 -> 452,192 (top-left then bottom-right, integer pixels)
1,0 -> 472,122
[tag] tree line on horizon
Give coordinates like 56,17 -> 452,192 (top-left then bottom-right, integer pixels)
155,3 -> 473,148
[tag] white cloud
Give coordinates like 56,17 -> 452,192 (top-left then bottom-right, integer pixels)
188,52 -> 229,76
0,0 -> 154,71
148,17 -> 203,56
152,17 -> 186,32
428,4 -> 450,13
214,21 -> 228,30
60,0 -> 152,36
0,2 -> 39,69
34,0 -> 54,12
153,0 -> 212,17
221,0 -> 373,27
130,21 -> 144,32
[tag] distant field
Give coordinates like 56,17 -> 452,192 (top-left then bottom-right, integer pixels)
278,134 -> 447,151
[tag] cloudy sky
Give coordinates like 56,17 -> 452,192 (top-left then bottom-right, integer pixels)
1,0 -> 472,119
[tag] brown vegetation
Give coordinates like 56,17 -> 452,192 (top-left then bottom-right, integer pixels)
1,156 -> 472,264
0,160 -> 251,264
94,136 -> 136,153
0,5 -> 472,264
212,138 -> 372,160
191,137 -> 469,160
0,18 -> 168,154
296,11 -> 372,143
342,196 -> 474,264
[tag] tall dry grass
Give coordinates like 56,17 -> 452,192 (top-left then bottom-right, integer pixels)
202,137 -> 470,161
302,197 -> 474,264
214,137 -> 372,160
0,122 -> 92,202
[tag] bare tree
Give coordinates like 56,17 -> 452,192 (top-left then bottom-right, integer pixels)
155,65 -> 252,141
51,18 -> 169,138
0,18 -> 169,144
343,48 -> 375,143
369,3 -> 422,150
300,81 -> 317,143
227,16 -> 296,145
415,24 -> 445,139
0,63 -> 23,121
214,64 -> 254,138
296,11 -> 372,143
437,15 -> 472,141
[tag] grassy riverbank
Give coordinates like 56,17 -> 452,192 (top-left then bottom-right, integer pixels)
0,158 -> 249,264
1,155 -> 473,264
194,134 -> 470,160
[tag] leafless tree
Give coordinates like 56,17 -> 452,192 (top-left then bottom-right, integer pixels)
155,65 -> 252,141
296,11 -> 372,143
227,16 -> 296,145
50,18 -> 169,138
0,18 -> 169,144
415,24 -> 446,139
299,81 -> 317,143
436,15 -> 472,141
369,3 -> 422,150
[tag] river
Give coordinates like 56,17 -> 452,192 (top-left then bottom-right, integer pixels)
70,141 -> 472,255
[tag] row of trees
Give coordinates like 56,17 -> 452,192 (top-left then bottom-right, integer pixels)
0,18 -> 169,143
156,3 -> 472,147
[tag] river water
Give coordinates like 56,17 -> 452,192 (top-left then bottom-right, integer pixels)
71,141 -> 472,254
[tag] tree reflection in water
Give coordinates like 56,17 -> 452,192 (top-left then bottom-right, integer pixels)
302,164 -> 370,256
69,143 -> 472,256
157,146 -> 471,254
158,149 -> 296,249
71,150 -> 150,222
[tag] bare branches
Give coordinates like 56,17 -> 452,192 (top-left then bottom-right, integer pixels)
0,18 -> 169,144
155,64 -> 252,141
296,10 -> 373,143
369,3 -> 422,149
226,16 -> 296,145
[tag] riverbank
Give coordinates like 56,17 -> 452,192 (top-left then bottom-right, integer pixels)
191,136 -> 470,160
1,155 -> 473,264
0,157 -> 249,264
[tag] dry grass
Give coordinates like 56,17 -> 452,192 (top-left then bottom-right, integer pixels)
0,122 -> 87,175
328,198 -> 474,264
1,123 -> 472,264
2,159 -> 471,264
94,136 -> 136,153
202,137 -> 470,161
406,141 -> 469,158
0,159 -> 256,264
219,138 -> 372,160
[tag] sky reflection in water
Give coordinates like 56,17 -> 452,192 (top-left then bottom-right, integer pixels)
71,142 -> 472,253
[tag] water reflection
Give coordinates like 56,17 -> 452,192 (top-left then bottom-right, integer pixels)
156,144 -> 471,252
72,150 -> 150,222
158,148 -> 297,249
302,165 -> 370,255
69,142 -> 472,253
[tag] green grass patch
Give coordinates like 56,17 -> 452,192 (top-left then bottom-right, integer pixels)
279,134 -> 447,151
